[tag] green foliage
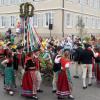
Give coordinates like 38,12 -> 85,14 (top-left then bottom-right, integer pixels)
83,37 -> 90,42
20,2 -> 34,17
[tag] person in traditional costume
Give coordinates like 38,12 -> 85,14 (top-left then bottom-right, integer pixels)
21,52 -> 38,100
12,49 -> 18,72
33,49 -> 43,93
4,42 -> 12,57
0,43 -> 5,75
56,49 -> 74,99
17,46 -> 25,85
73,43 -> 83,78
80,44 -> 94,89
42,46 -> 54,84
39,48 -> 47,70
52,46 -> 62,93
93,48 -> 100,84
43,46 -> 53,68
1,53 -> 15,95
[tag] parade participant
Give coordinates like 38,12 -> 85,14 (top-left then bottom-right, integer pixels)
17,46 -> 23,66
42,46 -> 54,84
43,46 -> 53,68
0,43 -> 5,75
38,48 -> 47,70
21,52 -> 38,100
17,46 -> 25,85
93,48 -> 100,84
13,49 -> 18,72
73,43 -> 83,78
52,46 -> 62,93
33,49 -> 43,93
56,50 -> 74,99
1,53 -> 15,95
80,44 -> 94,89
4,42 -> 12,57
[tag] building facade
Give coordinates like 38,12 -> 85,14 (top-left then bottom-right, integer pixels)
0,0 -> 100,37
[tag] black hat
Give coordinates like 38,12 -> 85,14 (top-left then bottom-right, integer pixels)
77,43 -> 82,47
17,46 -> 23,50
57,46 -> 63,52
84,43 -> 91,49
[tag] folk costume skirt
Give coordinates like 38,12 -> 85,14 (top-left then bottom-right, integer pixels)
4,67 -> 15,90
95,63 -> 100,83
56,70 -> 71,96
21,69 -> 37,97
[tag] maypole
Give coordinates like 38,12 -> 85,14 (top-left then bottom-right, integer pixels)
20,2 -> 34,52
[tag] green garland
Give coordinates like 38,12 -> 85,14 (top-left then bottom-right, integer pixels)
20,2 -> 34,18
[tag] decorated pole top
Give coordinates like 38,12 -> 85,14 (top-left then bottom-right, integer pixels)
20,2 -> 34,18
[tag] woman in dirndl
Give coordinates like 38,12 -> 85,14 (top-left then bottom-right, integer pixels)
56,50 -> 74,99
1,53 -> 15,95
21,52 -> 38,100
94,48 -> 100,84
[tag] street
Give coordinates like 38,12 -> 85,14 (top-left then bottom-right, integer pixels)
0,65 -> 100,100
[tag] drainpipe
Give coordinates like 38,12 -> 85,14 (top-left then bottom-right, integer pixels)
62,0 -> 64,37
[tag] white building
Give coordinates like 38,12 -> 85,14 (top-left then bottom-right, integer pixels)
0,0 -> 100,37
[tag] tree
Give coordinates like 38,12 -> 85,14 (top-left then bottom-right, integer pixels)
76,16 -> 85,40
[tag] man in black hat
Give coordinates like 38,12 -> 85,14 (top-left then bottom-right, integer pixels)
73,43 -> 83,78
80,44 -> 94,89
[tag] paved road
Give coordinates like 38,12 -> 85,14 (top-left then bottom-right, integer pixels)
0,65 -> 100,100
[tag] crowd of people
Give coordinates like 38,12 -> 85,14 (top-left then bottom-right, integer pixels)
0,35 -> 100,100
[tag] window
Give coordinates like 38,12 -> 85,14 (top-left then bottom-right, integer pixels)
10,16 -> 16,27
91,17 -> 95,28
65,12 -> 73,28
86,0 -> 89,5
83,0 -> 89,5
90,0 -> 93,7
1,16 -> 6,27
96,18 -> 99,29
74,0 -> 81,3
0,15 -> 16,28
33,0 -> 44,2
66,13 -> 70,26
99,0 -> 100,8
0,0 -> 4,5
0,0 -> 26,5
33,14 -> 38,27
43,12 -> 53,27
98,18 -> 100,29
33,0 -> 40,1
10,0 -> 16,4
38,14 -> 44,27
76,15 -> 80,26
95,17 -> 98,28
66,0 -> 73,2
0,16 -> 6,27
84,16 -> 89,28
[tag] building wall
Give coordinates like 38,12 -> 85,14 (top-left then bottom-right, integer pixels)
0,0 -> 100,37
64,0 -> 100,36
